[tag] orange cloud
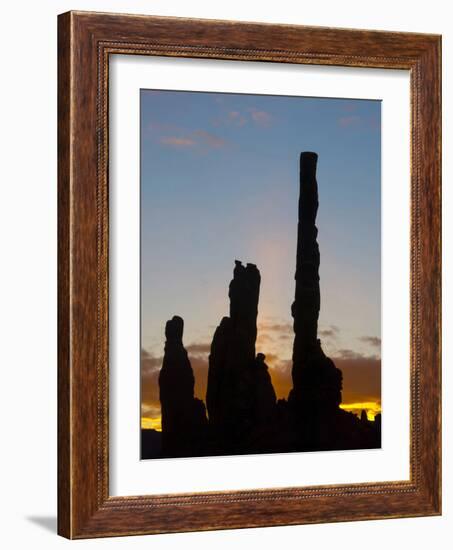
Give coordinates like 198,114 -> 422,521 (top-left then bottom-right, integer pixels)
192,130 -> 226,149
148,120 -> 227,151
160,136 -> 195,147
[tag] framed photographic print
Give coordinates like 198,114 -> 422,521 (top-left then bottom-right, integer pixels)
58,11 -> 441,539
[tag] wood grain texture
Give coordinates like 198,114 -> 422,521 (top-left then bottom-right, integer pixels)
57,10 -> 441,539
57,11 -> 73,538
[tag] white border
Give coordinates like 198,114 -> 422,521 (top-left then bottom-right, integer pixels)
109,55 -> 410,496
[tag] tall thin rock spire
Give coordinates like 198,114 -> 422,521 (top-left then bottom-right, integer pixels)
289,153 -> 343,449
292,152 -> 321,366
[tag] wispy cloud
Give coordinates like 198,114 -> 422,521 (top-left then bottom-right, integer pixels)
160,136 -> 196,148
358,336 -> 381,348
259,321 -> 339,341
148,120 -> 227,151
186,342 -> 211,355
256,320 -> 293,359
249,108 -> 273,127
337,348 -> 369,360
227,111 -> 247,126
159,130 -> 226,150
257,333 -> 275,343
192,130 -> 226,149
211,107 -> 274,129
258,321 -> 292,334
337,113 -> 380,131
141,348 -> 161,416
319,325 -> 340,339
141,348 -> 162,373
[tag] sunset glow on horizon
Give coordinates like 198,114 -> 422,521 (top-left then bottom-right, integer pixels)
142,400 -> 382,432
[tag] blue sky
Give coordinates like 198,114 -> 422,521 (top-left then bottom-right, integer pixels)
140,89 -> 381,426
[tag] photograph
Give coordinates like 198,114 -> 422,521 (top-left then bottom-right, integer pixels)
140,89 -> 382,459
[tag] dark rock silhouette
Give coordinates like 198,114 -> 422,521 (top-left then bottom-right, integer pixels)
144,152 -> 381,460
288,152 -> 344,450
374,413 -> 382,428
158,316 -> 207,457
206,261 -> 277,454
141,428 -> 162,459
292,152 -> 322,356
252,353 -> 277,423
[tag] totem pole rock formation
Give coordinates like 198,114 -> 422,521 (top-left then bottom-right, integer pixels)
289,152 -> 343,449
158,315 -> 207,457
206,261 -> 276,453
291,152 -> 321,362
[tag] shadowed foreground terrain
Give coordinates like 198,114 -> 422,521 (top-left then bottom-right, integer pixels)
141,152 -> 381,459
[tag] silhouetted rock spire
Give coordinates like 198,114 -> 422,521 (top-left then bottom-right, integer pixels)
206,261 -> 277,453
206,262 -> 260,445
292,152 -> 321,361
206,316 -> 232,428
159,316 -> 207,457
289,152 -> 343,449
